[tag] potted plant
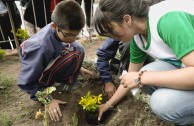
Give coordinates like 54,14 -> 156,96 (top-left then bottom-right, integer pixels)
79,91 -> 104,125
12,28 -> 30,44
15,28 -> 30,41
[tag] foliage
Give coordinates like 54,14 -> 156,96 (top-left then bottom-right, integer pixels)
35,86 -> 56,105
135,93 -> 150,104
35,109 -> 44,120
0,75 -> 13,90
35,87 -> 56,126
0,75 -> 15,102
82,59 -> 96,72
71,113 -> 78,126
79,91 -> 102,112
13,28 -> 30,40
0,112 -> 12,126
0,49 -> 5,60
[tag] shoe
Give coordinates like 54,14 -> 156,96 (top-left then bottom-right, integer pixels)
54,82 -> 82,93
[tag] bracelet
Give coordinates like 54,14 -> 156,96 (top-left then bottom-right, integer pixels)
105,101 -> 113,109
134,70 -> 147,88
46,95 -> 53,102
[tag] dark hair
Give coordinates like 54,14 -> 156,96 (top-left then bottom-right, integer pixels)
94,0 -> 163,36
51,0 -> 85,30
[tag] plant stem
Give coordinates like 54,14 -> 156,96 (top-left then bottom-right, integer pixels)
44,105 -> 49,126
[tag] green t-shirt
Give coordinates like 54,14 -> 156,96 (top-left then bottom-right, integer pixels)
130,0 -> 194,68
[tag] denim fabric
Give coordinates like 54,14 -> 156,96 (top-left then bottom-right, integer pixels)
140,60 -> 194,125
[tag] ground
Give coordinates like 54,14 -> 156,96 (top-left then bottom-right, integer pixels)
0,37 -> 175,126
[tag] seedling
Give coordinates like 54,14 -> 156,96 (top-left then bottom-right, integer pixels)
79,91 -> 103,125
35,86 -> 56,126
79,91 -> 102,112
71,113 -> 78,126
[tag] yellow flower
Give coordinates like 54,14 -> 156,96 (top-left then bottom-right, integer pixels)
35,109 -> 44,120
97,94 -> 102,104
79,91 -> 103,112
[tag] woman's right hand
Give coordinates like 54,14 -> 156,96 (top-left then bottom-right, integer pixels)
48,99 -> 67,122
98,103 -> 109,121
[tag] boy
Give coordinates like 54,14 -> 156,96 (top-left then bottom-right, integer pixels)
97,38 -> 153,99
18,0 -> 95,122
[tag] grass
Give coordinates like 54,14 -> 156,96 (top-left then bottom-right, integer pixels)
0,112 -> 13,126
0,75 -> 14,89
134,93 -> 150,104
0,49 -> 5,60
0,75 -> 15,103
71,113 -> 79,126
82,58 -> 97,72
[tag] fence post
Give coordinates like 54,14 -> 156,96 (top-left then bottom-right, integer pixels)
6,1 -> 19,54
0,24 -> 5,41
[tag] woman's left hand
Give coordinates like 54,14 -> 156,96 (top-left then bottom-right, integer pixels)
80,67 -> 96,79
119,72 -> 139,89
98,103 -> 109,121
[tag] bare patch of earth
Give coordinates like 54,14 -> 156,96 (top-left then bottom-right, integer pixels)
0,38 -> 174,126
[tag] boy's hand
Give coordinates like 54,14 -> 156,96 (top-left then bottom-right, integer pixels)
80,67 -> 96,79
104,82 -> 116,99
48,99 -> 67,122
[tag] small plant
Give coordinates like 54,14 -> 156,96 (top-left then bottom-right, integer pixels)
0,75 -> 15,102
0,112 -> 12,126
12,28 -> 30,40
71,113 -> 78,126
0,49 -> 5,60
79,91 -> 103,125
35,86 -> 56,126
79,91 -> 102,112
35,109 -> 44,120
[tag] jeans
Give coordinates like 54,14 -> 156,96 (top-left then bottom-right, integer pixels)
140,60 -> 194,125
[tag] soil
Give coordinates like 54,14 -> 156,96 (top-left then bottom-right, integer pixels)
0,37 -> 175,126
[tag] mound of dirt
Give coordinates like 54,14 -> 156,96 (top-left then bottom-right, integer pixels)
0,38 -> 174,126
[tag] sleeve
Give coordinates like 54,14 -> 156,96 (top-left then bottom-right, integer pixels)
130,38 -> 148,63
157,12 -> 194,59
96,38 -> 120,84
18,43 -> 46,100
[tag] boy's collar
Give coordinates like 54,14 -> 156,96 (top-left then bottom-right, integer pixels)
52,28 -> 62,42
51,27 -> 72,48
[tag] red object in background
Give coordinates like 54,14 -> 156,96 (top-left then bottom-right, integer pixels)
50,0 -> 59,12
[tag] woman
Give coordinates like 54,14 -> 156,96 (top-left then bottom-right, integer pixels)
94,0 -> 194,125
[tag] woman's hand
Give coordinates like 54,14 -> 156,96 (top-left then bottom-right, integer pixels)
48,99 -> 67,122
80,67 -> 96,79
119,72 -> 139,89
98,103 -> 109,121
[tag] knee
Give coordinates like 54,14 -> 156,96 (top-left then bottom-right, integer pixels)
150,89 -> 194,125
149,89 -> 178,123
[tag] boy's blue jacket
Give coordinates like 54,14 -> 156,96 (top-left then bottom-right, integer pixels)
17,24 -> 84,99
96,38 -> 120,84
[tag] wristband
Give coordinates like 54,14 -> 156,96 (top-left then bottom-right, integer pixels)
134,70 -> 147,88
46,95 -> 53,102
105,101 -> 113,109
